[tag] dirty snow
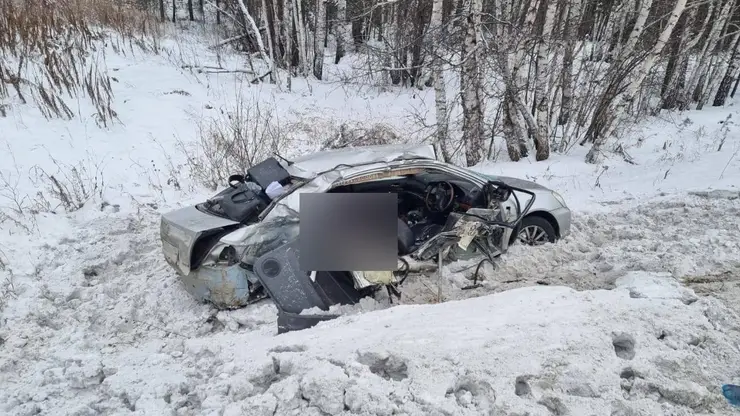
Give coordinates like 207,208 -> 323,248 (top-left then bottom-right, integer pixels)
1,32 -> 740,415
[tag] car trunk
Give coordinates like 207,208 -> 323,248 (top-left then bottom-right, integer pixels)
160,206 -> 241,276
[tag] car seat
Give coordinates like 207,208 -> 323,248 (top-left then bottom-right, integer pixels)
397,218 -> 415,255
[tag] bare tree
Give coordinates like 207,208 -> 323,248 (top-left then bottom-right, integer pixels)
429,0 -> 452,162
236,0 -> 274,81
713,31 -> 740,106
697,23 -> 740,109
334,0 -> 352,64
282,0 -> 294,88
460,0 -> 485,166
680,0 -> 734,110
533,0 -> 558,161
294,0 -> 310,76
126,0 -> 740,165
313,0 -> 327,79
585,0 -> 689,163
559,0 -> 583,126
660,6 -> 702,110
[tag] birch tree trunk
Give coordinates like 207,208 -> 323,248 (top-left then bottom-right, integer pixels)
694,19 -> 731,108
269,0 -> 284,64
732,75 -> 740,98
608,2 -> 632,61
334,0 -> 352,64
533,0 -> 558,161
260,0 -> 277,83
660,7 -> 698,110
430,0 -> 452,162
381,6 -> 395,85
713,33 -> 740,106
293,0 -> 309,76
558,0 -> 582,126
433,69 -> 452,163
621,0 -> 654,58
698,30 -> 740,109
590,0 -> 615,61
313,0 -> 327,79
283,0 -> 294,90
508,0 -> 539,158
512,0 -> 540,96
679,0 -> 733,110
461,0 -> 485,166
502,92 -> 527,161
585,0 -> 689,163
237,0 -> 274,78
416,0 -> 440,90
496,42 -> 537,161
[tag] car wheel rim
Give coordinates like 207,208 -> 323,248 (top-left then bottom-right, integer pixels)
518,225 -> 549,246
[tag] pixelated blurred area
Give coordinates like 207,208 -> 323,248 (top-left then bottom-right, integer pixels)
299,193 -> 397,271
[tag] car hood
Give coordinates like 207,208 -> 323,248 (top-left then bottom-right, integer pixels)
285,144 -> 437,178
485,175 -> 550,191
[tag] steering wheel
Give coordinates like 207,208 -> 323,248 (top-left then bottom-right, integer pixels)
425,181 -> 455,213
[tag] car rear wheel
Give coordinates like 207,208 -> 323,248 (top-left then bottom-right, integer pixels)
515,216 -> 556,246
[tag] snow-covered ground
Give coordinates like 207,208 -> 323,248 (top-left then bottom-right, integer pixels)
1,32 -> 740,416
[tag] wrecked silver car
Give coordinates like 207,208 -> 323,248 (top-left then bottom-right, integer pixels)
160,144 -> 571,332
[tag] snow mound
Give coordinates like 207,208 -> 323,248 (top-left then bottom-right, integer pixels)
615,271 -> 699,304
391,193 -> 740,311
206,279 -> 740,416
495,193 -> 740,283
1,200 -> 740,415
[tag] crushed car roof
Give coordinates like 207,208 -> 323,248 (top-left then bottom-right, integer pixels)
284,144 -> 438,178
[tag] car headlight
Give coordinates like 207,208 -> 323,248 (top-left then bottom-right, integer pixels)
552,191 -> 568,208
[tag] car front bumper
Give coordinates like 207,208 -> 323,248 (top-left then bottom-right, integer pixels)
550,206 -> 572,238
179,263 -> 254,309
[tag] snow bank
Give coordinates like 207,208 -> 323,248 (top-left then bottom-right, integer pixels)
3,243 -> 739,416
388,192 -> 740,312
1,195 -> 740,415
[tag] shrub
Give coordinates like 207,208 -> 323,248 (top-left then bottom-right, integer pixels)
179,96 -> 287,190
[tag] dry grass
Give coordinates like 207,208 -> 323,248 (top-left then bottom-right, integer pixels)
178,95 -> 287,190
29,156 -> 106,213
0,0 -> 162,125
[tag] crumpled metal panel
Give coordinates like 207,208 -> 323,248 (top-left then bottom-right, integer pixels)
236,216 -> 300,265
285,144 -> 438,179
179,263 -> 253,308
411,207 -> 504,262
160,206 -> 239,275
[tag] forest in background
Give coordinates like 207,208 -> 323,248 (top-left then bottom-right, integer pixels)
3,0 -> 740,167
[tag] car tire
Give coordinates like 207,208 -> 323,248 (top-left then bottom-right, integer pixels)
512,216 -> 557,246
